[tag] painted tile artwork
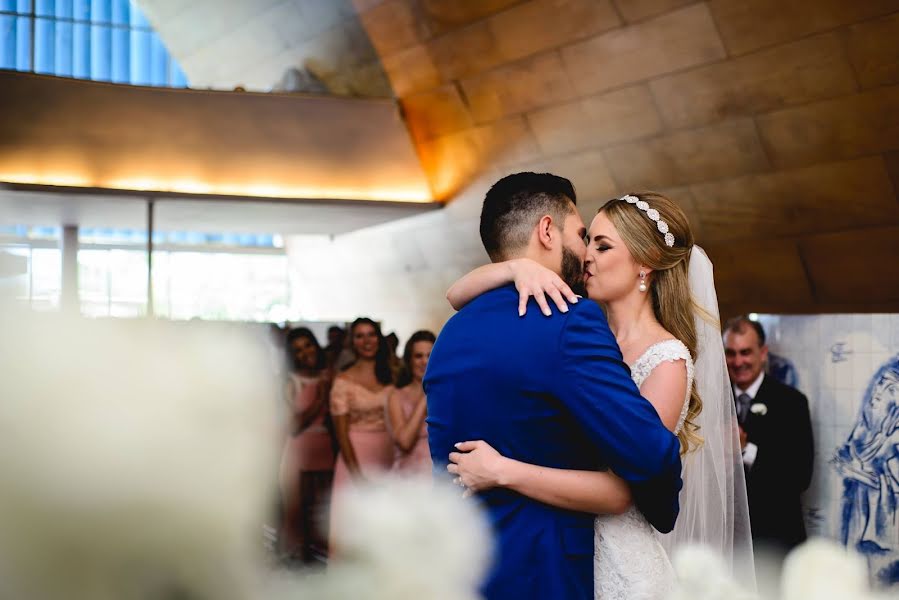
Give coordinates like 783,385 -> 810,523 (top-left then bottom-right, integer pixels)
759,314 -> 899,587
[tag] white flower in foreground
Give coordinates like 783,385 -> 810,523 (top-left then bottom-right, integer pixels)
319,475 -> 492,600
669,545 -> 756,600
781,538 -> 872,600
0,313 -> 279,600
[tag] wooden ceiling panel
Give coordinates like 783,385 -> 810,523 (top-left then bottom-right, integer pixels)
527,85 -> 663,156
708,0 -> 897,56
847,12 -> 899,89
757,85 -> 899,169
649,33 -> 857,130
460,51 -> 578,123
800,227 -> 899,304
561,4 -> 726,97
703,238 -> 814,310
603,118 -> 770,190
689,157 -> 899,242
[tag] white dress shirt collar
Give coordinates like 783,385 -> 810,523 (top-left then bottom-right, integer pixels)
735,370 -> 765,400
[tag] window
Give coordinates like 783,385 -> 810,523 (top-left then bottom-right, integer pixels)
0,0 -> 188,88
0,225 -> 290,321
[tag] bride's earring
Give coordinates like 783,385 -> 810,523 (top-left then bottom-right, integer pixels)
638,271 -> 647,293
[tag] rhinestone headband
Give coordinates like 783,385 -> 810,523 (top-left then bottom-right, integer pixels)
621,194 -> 675,247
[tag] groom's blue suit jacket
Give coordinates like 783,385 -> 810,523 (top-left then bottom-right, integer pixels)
425,285 -> 683,600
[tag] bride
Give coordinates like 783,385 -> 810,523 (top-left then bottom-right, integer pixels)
446,192 -> 754,599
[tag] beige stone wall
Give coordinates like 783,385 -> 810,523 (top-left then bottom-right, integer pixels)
348,0 -> 899,320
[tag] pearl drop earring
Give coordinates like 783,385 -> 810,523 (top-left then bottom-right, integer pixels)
638,271 -> 647,293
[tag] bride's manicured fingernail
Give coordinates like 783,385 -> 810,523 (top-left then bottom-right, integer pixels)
454,442 -> 462,449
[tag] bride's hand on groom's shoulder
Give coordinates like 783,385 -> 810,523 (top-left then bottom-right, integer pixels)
447,440 -> 508,497
508,258 -> 578,317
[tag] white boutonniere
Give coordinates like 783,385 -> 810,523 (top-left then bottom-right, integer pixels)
750,403 -> 768,416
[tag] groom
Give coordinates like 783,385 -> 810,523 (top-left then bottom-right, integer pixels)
425,173 -> 683,600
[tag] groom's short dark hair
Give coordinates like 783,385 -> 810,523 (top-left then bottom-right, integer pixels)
479,172 -> 577,262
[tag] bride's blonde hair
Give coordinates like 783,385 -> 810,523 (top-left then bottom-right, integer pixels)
599,192 -> 707,454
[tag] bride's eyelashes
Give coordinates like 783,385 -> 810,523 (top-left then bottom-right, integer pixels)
595,244 -> 612,252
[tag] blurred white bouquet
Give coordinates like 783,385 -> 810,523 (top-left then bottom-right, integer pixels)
670,538 -> 891,600
0,312 -> 490,600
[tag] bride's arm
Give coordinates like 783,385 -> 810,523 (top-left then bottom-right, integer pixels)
639,360 -> 689,433
446,259 -> 578,315
448,441 -> 632,515
446,363 -> 688,514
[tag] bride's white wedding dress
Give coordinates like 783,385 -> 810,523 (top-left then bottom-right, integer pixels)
594,338 -> 694,600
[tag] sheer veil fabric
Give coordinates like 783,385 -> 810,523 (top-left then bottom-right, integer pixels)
657,246 -> 756,589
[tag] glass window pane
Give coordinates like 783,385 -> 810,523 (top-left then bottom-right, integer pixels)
129,1 -> 147,28
108,249 -> 146,317
171,60 -> 187,87
31,247 -> 61,311
150,250 -> 169,318
72,19 -> 88,77
78,248 -> 110,317
35,0 -> 54,17
90,23 -> 110,80
111,0 -> 128,25
149,31 -> 165,86
0,1 -> 32,13
110,23 -> 127,82
34,17 -> 55,74
53,17 -> 72,76
128,25 -> 148,84
0,246 -> 30,304
14,14 -> 29,71
72,0 -> 89,21
0,15 -> 16,70
54,0 -> 72,19
91,0 -> 110,24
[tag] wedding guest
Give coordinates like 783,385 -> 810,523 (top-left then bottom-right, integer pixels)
384,331 -> 403,381
329,318 -> 395,551
724,317 -> 814,559
387,331 -> 435,474
324,325 -> 354,372
278,327 -> 334,562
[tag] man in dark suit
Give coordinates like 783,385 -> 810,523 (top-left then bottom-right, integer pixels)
425,173 -> 682,600
724,317 -> 814,559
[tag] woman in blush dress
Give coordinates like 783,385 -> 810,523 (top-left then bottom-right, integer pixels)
279,327 -> 333,562
329,317 -> 395,552
387,331 -> 436,475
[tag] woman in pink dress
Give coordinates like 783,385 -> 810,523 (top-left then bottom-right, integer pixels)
279,327 -> 334,561
329,318 -> 395,551
386,330 -> 435,475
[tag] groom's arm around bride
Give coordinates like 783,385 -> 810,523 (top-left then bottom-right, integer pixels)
555,297 -> 683,533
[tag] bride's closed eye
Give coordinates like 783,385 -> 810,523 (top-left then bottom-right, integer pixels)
595,244 -> 612,252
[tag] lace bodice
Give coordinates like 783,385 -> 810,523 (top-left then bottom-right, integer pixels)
594,338 -> 693,600
330,377 -> 393,432
630,339 -> 694,435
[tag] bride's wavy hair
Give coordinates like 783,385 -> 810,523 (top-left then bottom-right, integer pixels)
599,192 -> 708,454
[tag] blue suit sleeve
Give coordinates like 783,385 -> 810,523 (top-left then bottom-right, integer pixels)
552,301 -> 683,533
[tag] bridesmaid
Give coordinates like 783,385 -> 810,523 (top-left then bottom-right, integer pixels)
386,330 -> 435,474
278,327 -> 334,562
329,318 -> 395,550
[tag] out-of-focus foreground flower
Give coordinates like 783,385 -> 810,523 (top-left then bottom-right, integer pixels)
0,312 -> 491,600
671,538 -> 892,600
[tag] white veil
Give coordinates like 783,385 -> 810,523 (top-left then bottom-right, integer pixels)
657,246 -> 756,589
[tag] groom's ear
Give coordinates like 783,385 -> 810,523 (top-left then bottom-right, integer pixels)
536,214 -> 555,250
